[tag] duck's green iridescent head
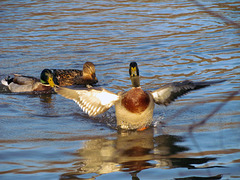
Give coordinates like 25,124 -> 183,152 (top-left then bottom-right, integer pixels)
129,62 -> 140,87
40,69 -> 55,87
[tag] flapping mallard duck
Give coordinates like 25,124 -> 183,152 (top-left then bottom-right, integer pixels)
1,74 -> 52,93
47,62 -> 224,130
40,62 -> 98,86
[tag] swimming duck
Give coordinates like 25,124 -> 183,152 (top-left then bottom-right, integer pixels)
1,74 -> 52,93
48,62 -> 224,130
40,62 -> 98,86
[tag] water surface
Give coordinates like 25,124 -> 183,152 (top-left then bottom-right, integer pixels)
0,0 -> 239,179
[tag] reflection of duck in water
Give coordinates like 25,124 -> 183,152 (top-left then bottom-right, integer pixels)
50,62 -> 224,130
1,62 -> 98,93
60,128 -> 216,179
61,129 -> 155,178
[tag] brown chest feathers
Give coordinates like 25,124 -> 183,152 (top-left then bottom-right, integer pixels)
121,88 -> 150,113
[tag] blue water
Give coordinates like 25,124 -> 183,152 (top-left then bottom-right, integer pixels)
0,0 -> 239,179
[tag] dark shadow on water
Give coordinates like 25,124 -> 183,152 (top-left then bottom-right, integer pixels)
175,174 -> 222,180
60,128 -> 220,180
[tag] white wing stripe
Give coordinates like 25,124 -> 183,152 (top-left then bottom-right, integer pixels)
56,87 -> 119,116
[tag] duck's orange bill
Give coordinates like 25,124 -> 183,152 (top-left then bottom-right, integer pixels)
48,77 -> 55,87
137,126 -> 149,131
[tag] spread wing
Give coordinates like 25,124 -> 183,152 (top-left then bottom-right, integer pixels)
151,80 -> 225,106
55,87 -> 119,116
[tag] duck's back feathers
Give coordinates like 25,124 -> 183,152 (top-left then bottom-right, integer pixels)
151,80 -> 225,106
12,74 -> 38,85
52,69 -> 98,86
55,87 -> 119,116
52,69 -> 83,86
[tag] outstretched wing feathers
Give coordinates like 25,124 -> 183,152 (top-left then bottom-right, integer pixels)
151,80 -> 225,106
55,87 -> 119,116
55,79 -> 224,115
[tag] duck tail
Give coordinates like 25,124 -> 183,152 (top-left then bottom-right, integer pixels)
1,76 -> 13,86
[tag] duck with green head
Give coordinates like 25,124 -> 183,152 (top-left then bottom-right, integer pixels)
1,62 -> 97,93
51,62 -> 225,131
41,62 -> 98,86
1,74 -> 52,93
40,69 -> 55,88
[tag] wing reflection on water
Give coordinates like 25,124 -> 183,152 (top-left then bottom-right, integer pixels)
60,128 -> 217,179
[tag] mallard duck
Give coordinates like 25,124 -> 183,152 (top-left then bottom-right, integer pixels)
47,62 -> 224,130
1,74 -> 52,93
40,62 -> 98,86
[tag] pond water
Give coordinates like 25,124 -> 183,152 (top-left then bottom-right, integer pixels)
0,0 -> 239,179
